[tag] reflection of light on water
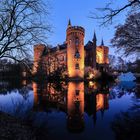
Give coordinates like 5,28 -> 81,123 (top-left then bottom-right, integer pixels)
89,81 -> 94,87
67,82 -> 84,131
67,82 -> 84,114
88,81 -> 98,90
22,80 -> 27,86
33,82 -> 38,106
89,73 -> 94,79
96,94 -> 104,111
0,79 -> 138,139
96,94 -> 109,111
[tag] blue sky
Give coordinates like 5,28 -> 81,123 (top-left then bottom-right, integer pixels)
46,0 -> 129,56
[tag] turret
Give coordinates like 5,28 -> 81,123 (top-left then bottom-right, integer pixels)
33,44 -> 46,74
92,31 -> 97,43
66,20 -> 85,78
68,19 -> 71,28
101,38 -> 104,46
92,31 -> 97,69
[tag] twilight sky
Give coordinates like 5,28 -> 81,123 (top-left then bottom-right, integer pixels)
45,0 -> 129,56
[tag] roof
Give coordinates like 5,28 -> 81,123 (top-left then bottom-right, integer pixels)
42,43 -> 67,56
84,41 -> 93,50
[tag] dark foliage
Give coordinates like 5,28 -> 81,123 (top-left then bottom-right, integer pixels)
111,98 -> 140,140
111,13 -> 140,56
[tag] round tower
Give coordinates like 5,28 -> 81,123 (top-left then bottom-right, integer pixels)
33,44 -> 45,74
66,20 -> 85,78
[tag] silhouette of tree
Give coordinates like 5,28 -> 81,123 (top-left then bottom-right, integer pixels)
111,13 -> 140,56
111,98 -> 140,140
90,0 -> 140,26
0,0 -> 51,62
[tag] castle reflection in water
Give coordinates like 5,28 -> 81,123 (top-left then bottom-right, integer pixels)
33,81 -> 109,132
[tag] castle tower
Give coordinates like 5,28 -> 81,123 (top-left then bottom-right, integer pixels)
33,44 -> 45,74
92,31 -> 97,69
99,38 -> 109,64
96,39 -> 109,72
66,20 -> 85,78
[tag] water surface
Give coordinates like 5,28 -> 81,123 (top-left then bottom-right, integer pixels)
0,80 -> 139,140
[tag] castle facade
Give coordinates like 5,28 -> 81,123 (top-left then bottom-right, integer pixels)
33,20 -> 109,78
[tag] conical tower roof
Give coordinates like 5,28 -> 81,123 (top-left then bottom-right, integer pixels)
93,31 -> 97,42
101,38 -> 104,46
68,19 -> 71,28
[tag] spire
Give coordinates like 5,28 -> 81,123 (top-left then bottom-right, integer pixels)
101,38 -> 104,46
93,30 -> 97,42
68,19 -> 71,28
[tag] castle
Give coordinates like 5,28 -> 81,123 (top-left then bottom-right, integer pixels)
33,20 -> 109,78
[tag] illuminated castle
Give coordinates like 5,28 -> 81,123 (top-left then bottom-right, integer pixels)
33,20 -> 109,78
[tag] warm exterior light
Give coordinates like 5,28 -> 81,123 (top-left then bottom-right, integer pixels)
96,94 -> 104,111
89,81 -> 98,90
66,25 -> 85,78
89,73 -> 94,79
96,46 -> 109,64
33,22 -> 109,78
67,82 -> 84,130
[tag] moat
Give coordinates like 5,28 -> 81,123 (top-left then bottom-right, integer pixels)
0,79 -> 139,140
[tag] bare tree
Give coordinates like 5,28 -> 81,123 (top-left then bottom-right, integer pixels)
0,0 -> 51,62
109,55 -> 116,69
111,12 -> 140,56
90,0 -> 140,26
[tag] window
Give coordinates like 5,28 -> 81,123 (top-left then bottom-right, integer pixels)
69,39 -> 71,45
74,50 -> 80,59
76,90 -> 80,96
75,63 -> 79,69
75,37 -> 79,46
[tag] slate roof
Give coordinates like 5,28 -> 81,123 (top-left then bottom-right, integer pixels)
42,43 -> 67,56
84,41 -> 93,50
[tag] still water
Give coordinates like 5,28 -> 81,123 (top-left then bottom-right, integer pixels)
0,80 -> 139,140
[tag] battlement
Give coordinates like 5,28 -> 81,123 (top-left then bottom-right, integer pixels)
67,26 -> 85,36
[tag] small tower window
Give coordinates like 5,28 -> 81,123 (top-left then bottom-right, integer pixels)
76,90 -> 80,96
75,37 -> 79,46
69,39 -> 71,45
75,63 -> 79,69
